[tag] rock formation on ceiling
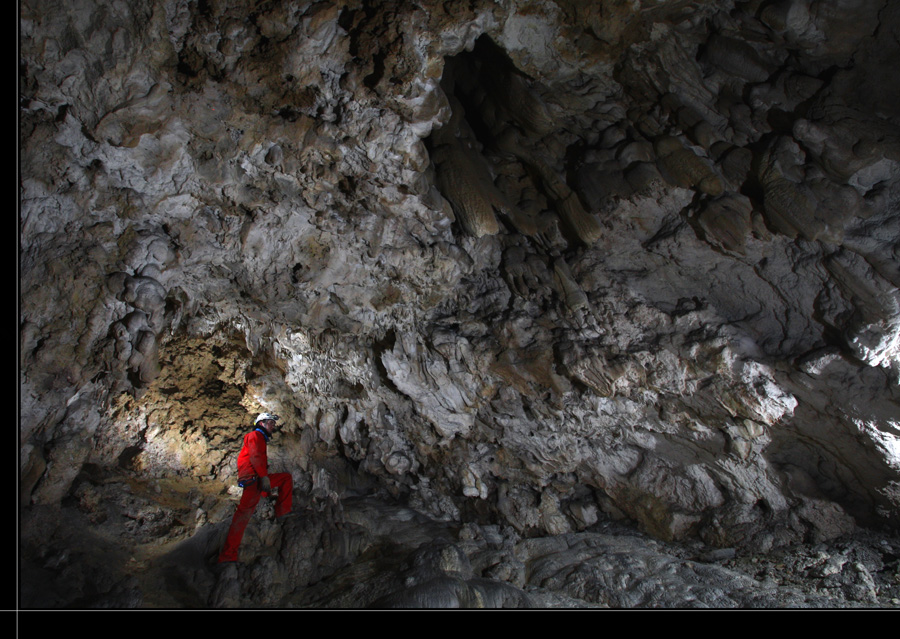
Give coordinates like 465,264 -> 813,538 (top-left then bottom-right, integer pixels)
18,0 -> 900,608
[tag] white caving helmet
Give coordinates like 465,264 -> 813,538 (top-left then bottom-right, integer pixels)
254,413 -> 280,425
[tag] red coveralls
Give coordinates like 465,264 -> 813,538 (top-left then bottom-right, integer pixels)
218,427 -> 293,563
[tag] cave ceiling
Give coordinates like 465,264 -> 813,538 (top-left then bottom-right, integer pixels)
18,0 -> 900,579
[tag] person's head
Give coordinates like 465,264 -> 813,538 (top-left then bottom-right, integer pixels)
254,412 -> 280,433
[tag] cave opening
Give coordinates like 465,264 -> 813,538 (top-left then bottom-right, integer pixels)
428,35 -> 560,243
438,36 -> 520,155
427,33 -> 607,253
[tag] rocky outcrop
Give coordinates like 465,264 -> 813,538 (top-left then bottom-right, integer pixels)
19,0 -> 900,608
21,489 -> 900,608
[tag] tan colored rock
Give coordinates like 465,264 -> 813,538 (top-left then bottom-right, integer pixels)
695,194 -> 753,254
654,136 -> 724,196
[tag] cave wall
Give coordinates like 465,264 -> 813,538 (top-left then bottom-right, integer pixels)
19,0 -> 900,559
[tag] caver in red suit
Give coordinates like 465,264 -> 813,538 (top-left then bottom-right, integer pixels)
218,413 -> 293,563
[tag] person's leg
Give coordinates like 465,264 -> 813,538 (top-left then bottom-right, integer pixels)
269,472 -> 293,518
218,483 -> 262,562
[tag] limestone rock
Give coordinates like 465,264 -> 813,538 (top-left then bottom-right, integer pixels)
18,0 -> 900,609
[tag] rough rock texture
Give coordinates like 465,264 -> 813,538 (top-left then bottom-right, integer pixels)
19,0 -> 900,608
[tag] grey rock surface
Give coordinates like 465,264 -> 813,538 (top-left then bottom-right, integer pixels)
19,0 -> 900,608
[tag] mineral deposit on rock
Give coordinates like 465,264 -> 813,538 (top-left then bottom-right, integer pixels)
19,0 -> 900,608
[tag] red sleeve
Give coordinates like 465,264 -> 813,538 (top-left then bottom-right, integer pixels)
246,431 -> 268,478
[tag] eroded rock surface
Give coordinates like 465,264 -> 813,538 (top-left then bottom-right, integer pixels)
19,0 -> 900,608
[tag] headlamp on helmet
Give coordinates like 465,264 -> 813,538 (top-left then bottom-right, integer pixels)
254,413 -> 280,425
